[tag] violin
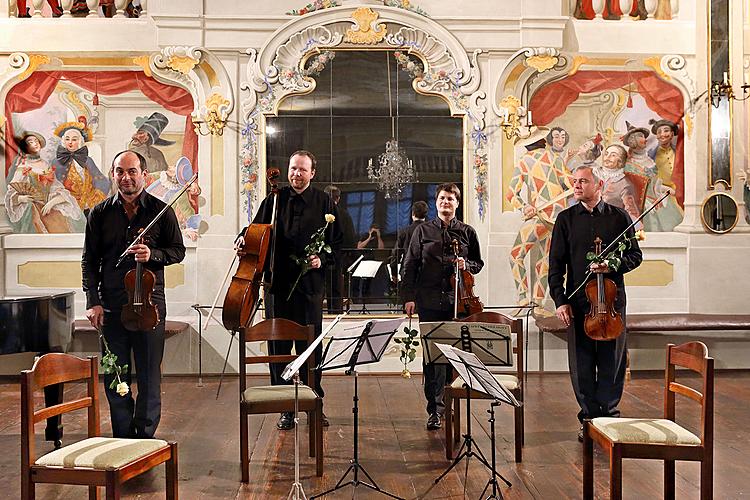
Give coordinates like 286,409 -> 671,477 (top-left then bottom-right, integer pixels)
450,239 -> 483,319
221,168 -> 280,331
121,231 -> 159,331
583,237 -> 624,341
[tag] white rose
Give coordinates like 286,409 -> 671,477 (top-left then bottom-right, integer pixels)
116,382 -> 129,396
325,213 -> 336,223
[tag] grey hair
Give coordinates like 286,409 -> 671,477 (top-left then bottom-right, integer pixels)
573,165 -> 602,184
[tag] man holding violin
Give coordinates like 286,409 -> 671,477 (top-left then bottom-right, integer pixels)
402,183 -> 484,430
82,150 -> 185,438
548,165 -> 642,442
247,150 -> 342,431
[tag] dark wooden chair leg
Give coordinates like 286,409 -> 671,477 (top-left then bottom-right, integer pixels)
701,457 -> 713,500
21,473 -> 33,500
664,459 -> 675,500
308,410 -> 315,458
609,445 -> 622,500
514,404 -> 523,463
583,421 -> 594,500
240,410 -> 249,483
105,471 -> 121,500
88,485 -> 100,500
444,391 -> 453,460
453,397 -> 461,446
167,443 -> 178,500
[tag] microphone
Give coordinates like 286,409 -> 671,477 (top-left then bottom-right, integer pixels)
347,255 -> 364,274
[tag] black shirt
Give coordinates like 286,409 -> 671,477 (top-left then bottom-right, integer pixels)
401,217 -> 483,309
548,199 -> 642,311
82,191 -> 186,311
252,185 -> 342,299
389,219 -> 425,278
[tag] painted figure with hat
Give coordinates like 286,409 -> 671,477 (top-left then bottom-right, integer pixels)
146,157 -> 201,241
128,112 -> 174,173
51,118 -> 111,212
565,132 -> 604,172
506,125 -> 573,313
5,131 -> 83,233
594,143 -> 643,225
641,117 -> 684,231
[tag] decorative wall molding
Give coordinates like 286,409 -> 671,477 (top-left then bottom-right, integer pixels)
240,4 -> 487,220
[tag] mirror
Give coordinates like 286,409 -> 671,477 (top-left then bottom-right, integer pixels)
700,192 -> 738,233
708,0 -> 732,188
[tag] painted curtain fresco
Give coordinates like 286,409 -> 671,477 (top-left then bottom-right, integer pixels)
4,71 -> 202,238
506,70 -> 685,311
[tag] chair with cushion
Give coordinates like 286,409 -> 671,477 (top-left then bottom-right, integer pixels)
239,318 -> 323,482
20,353 -> 178,500
443,311 -> 524,462
583,341 -> 714,500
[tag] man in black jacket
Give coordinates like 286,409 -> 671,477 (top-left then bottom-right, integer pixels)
401,184 -> 483,430
390,200 -> 428,282
82,150 -> 185,438
250,150 -> 342,430
548,165 -> 642,442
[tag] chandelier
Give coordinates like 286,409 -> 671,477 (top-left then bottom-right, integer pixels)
367,52 -> 414,198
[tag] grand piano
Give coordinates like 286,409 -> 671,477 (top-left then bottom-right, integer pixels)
0,291 -> 76,446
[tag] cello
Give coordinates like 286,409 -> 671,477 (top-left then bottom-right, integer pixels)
583,237 -> 624,341
221,168 -> 280,331
450,238 -> 483,319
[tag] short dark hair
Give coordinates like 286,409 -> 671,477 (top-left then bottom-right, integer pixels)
435,183 -> 461,203
546,126 -> 570,147
324,185 -> 340,201
412,200 -> 428,219
111,150 -> 147,172
290,150 -> 317,170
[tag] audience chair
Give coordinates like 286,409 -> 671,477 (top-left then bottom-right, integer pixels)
20,353 -> 178,500
239,318 -> 323,482
444,311 -> 524,462
583,341 -> 714,500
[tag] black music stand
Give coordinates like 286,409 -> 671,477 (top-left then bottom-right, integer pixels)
434,343 -> 519,499
310,318 -> 405,500
420,322 -> 515,497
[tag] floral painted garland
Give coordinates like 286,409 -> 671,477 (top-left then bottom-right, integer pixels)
286,0 -> 339,16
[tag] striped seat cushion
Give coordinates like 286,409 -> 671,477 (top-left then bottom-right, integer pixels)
451,374 -> 519,392
242,384 -> 318,404
35,437 -> 169,470
592,417 -> 701,446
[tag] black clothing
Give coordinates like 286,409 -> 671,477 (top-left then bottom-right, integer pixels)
548,200 -> 642,423
338,206 -> 357,250
82,192 -> 185,311
252,185 -> 342,398
326,205 -> 355,313
81,191 -> 185,438
389,219 -> 425,279
401,217 -> 483,415
401,217 -> 484,309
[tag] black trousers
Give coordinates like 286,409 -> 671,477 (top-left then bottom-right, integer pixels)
567,307 -> 628,423
266,289 -> 325,399
101,306 -> 165,438
418,306 -> 454,416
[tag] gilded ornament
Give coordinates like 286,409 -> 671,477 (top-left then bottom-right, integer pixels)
167,55 -> 200,75
568,56 -> 590,76
499,95 -> 522,115
202,93 -> 230,136
132,55 -> 152,77
525,54 -> 558,73
643,56 -> 669,80
345,7 -> 387,45
18,54 -> 50,81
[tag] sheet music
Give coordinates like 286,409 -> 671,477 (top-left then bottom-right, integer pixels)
435,343 -> 519,407
352,260 -> 382,278
419,321 -> 513,366
320,317 -> 405,370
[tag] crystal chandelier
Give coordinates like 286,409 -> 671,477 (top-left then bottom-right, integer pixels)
367,52 -> 414,198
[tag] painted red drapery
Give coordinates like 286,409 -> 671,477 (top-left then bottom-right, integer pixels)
4,70 -> 198,181
529,70 -> 685,206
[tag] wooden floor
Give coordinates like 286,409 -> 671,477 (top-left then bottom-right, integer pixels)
2,370 -> 750,499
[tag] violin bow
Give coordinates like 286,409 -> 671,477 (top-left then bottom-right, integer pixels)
116,172 -> 198,267
567,190 -> 670,300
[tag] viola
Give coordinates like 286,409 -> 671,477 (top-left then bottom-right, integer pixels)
221,168 -> 280,331
583,237 -> 624,341
121,231 -> 159,331
450,239 -> 484,319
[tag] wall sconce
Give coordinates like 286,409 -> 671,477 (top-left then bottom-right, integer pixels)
193,93 -> 231,136
193,110 -> 226,136
498,95 -> 536,141
696,71 -> 750,108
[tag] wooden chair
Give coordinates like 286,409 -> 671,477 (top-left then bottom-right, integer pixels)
20,353 -> 178,500
239,318 -> 323,482
443,311 -> 524,462
583,341 -> 714,500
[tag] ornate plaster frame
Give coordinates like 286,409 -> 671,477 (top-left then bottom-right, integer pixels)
240,5 -> 487,220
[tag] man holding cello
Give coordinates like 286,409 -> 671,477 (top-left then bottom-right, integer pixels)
247,150 -> 341,431
548,165 -> 642,442
82,150 -> 185,438
402,183 -> 484,430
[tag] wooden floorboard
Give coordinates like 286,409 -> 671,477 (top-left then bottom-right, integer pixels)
2,371 -> 750,499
